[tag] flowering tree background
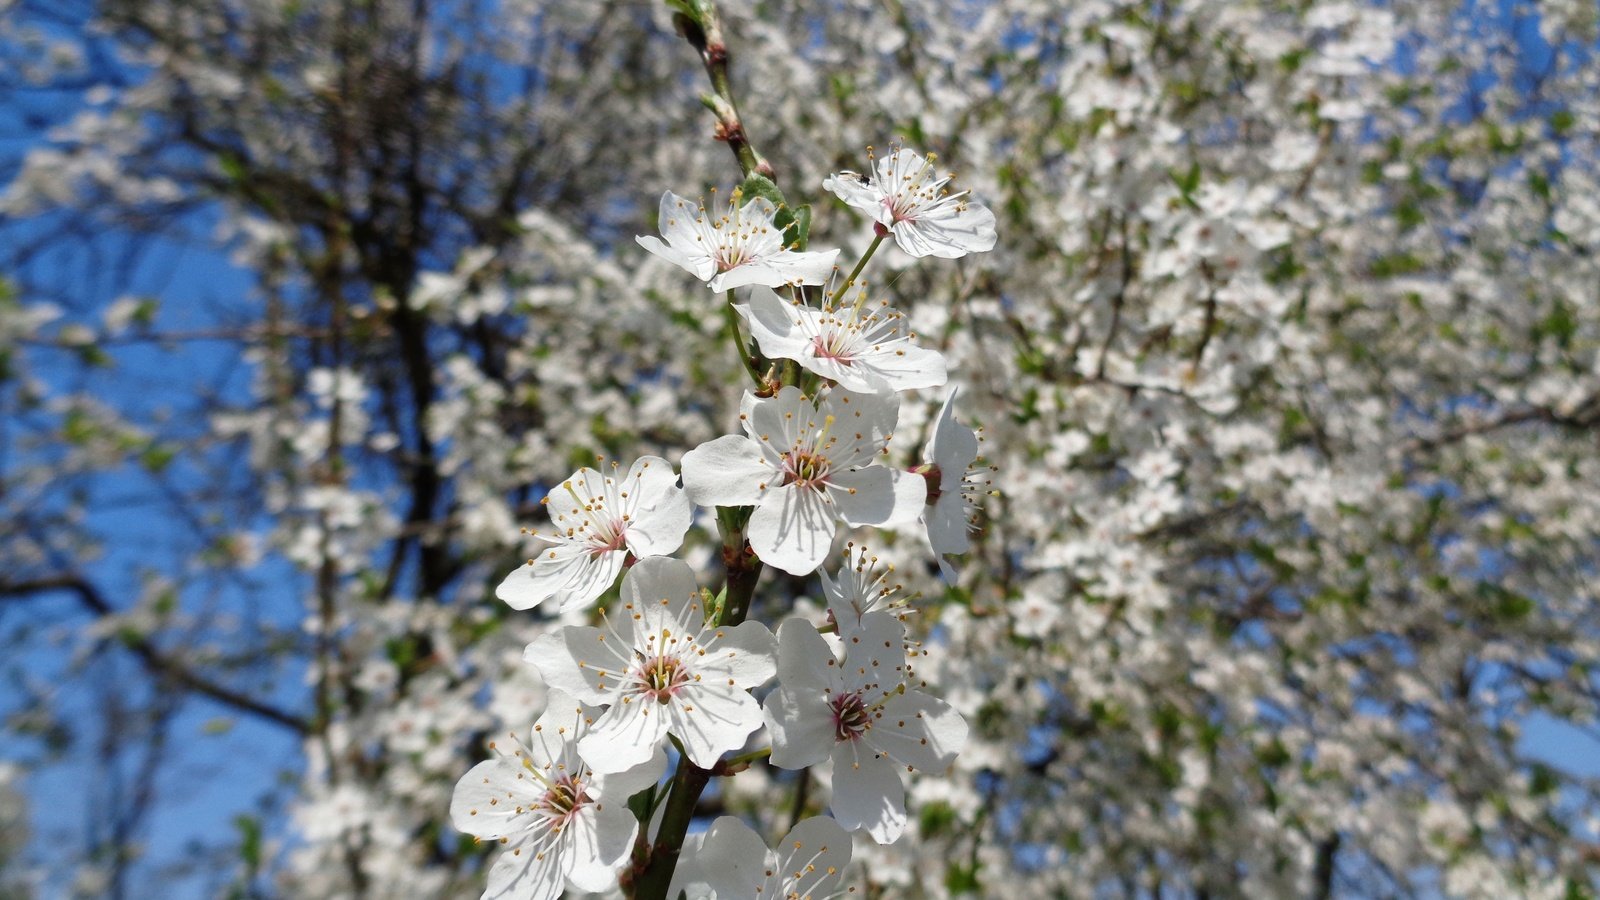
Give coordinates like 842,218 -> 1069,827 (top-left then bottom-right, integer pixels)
2,0 -> 1599,897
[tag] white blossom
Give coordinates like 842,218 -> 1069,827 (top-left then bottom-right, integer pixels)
692,815 -> 856,898
636,189 -> 839,292
523,557 -> 777,772
740,285 -> 947,394
821,543 -> 913,634
496,457 -> 690,613
919,389 -> 992,580
449,692 -> 664,900
824,148 -> 996,259
763,615 -> 967,843
680,386 -> 925,575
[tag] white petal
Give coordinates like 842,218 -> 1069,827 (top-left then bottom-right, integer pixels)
592,743 -> 667,802
746,385 -> 815,454
636,233 -> 714,282
496,545 -> 624,613
823,171 -> 888,221
927,388 -> 980,470
708,248 -> 837,291
671,684 -> 766,769
621,556 -> 706,633
523,628 -> 622,707
580,699 -> 669,774
866,690 -> 967,773
825,466 -> 897,527
698,619 -> 777,686
762,686 -> 834,770
829,740 -> 907,843
829,467 -> 924,528
483,837 -> 563,900
836,612 -> 908,695
757,247 -> 840,286
696,817 -> 772,898
774,617 -> 839,691
899,201 -> 998,259
543,465 -> 610,525
855,341 -> 948,392
821,387 -> 899,461
924,492 -> 972,557
741,286 -> 812,360
748,483 -> 836,576
681,434 -> 771,508
778,817 -> 854,897
563,802 -> 636,893
449,758 -> 540,840
620,456 -> 691,558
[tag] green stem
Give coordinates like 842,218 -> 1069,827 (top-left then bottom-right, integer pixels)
838,233 -> 885,297
723,290 -> 764,385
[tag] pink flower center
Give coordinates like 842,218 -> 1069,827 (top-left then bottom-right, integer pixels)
881,195 -> 919,224
538,775 -> 590,824
589,519 -> 628,556
831,691 -> 871,742
637,654 -> 689,704
781,450 -> 830,488
810,333 -> 855,364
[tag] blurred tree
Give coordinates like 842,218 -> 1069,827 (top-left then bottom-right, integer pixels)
1,0 -> 1597,897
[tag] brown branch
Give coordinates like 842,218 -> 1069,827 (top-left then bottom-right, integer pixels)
1402,401 -> 1600,455
0,575 -> 309,734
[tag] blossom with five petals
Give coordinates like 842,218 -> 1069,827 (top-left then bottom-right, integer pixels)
740,285 -> 948,394
689,815 -> 855,898
762,615 -> 967,843
636,190 -> 839,292
680,386 -> 925,576
919,390 -> 993,581
448,691 -> 664,900
496,457 -> 690,613
523,557 -> 777,773
824,148 -> 997,259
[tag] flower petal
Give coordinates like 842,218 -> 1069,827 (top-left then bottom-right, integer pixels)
741,286 -> 812,360
681,434 -> 771,508
927,388 -> 980,471
523,628 -> 623,707
699,620 -> 777,687
580,698 -> 669,774
563,801 -> 636,893
829,739 -> 907,843
865,689 -> 967,773
696,816 -> 772,898
449,758 -> 540,840
778,817 -> 854,897
496,544 -> 624,613
636,233 -> 713,282
592,744 -> 667,802
828,467 -> 925,528
620,456 -> 690,558
823,171 -> 888,221
762,686 -> 833,770
670,683 -> 765,768
483,836 -> 564,900
774,616 -> 838,691
748,482 -> 836,576
621,556 -> 705,633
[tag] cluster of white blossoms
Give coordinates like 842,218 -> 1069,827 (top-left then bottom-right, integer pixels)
452,147 -> 995,898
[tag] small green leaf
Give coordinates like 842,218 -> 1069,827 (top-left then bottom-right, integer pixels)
234,814 -> 262,868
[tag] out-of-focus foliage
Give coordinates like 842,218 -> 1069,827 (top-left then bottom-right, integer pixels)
0,0 -> 1597,896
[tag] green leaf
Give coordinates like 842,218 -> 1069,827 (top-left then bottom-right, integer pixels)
736,173 -> 788,210
778,203 -> 812,250
234,814 -> 262,868
627,783 -> 658,823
